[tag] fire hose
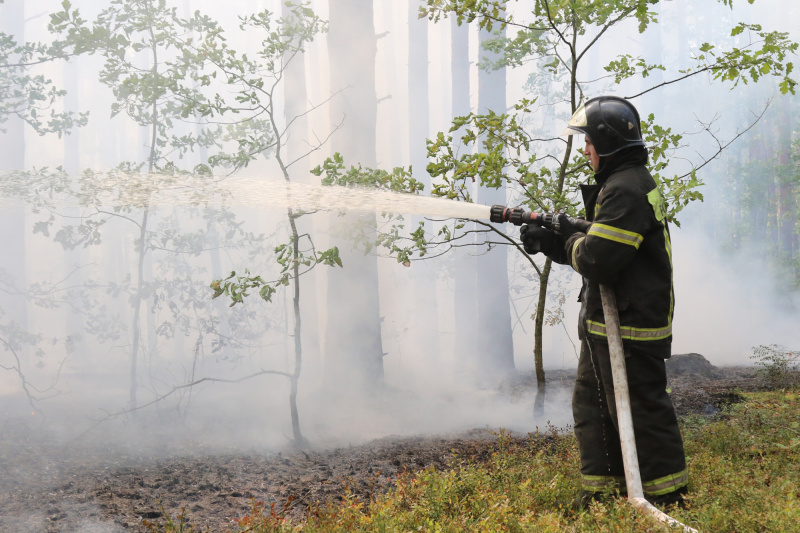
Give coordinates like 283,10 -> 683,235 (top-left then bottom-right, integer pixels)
491,205 -> 698,532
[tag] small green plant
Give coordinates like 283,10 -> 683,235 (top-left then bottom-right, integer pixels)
750,344 -> 799,388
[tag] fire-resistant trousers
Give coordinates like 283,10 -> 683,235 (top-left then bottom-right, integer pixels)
572,339 -> 688,497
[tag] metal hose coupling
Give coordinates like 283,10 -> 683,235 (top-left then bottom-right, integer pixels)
489,204 -> 549,226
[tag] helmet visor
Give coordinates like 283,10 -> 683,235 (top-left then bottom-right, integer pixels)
561,104 -> 587,136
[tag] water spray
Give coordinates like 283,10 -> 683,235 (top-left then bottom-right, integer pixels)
490,203 -> 698,533
0,170 -> 495,221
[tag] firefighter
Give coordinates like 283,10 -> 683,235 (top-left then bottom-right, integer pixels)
520,96 -> 688,509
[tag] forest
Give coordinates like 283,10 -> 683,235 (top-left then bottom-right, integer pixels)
0,0 -> 798,531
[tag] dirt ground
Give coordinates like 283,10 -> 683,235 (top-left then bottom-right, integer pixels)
0,356 -> 768,533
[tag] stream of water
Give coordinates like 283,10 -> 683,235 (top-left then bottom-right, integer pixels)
0,170 -> 493,221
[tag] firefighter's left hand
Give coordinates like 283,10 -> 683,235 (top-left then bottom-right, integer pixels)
520,224 -> 552,255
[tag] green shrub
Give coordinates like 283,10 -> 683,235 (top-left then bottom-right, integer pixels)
750,344 -> 799,388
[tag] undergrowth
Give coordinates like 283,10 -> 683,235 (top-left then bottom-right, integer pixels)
146,390 -> 800,532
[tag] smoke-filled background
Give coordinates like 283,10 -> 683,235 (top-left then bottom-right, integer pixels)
0,0 -> 798,451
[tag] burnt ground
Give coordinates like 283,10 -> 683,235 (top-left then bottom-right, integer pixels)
0,357 -> 773,533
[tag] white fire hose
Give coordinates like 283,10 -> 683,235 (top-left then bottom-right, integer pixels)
599,284 -> 698,533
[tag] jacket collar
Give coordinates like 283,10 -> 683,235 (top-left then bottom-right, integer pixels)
593,146 -> 649,186
581,147 -> 649,221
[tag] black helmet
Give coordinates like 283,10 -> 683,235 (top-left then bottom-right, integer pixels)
561,96 -> 644,157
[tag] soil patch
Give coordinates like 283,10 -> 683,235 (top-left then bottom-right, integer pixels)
0,358 -> 770,532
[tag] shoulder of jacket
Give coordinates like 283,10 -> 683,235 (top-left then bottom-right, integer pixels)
600,166 -> 655,198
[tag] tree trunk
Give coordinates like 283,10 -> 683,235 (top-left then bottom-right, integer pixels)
0,0 -> 29,356
129,209 -> 149,410
62,55 -> 85,362
325,0 -> 385,392
475,23 -> 514,380
130,27 -> 160,410
775,96 -> 797,288
450,18 -> 479,378
407,0 -> 440,373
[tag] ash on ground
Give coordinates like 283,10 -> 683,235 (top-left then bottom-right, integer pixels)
0,354 -> 769,532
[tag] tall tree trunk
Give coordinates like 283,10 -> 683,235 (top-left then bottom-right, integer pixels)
775,95 -> 797,288
407,0 -> 440,372
325,0 -> 384,392
62,55 -> 85,360
129,209 -> 149,410
0,0 -> 29,351
450,18 -> 479,377
475,23 -> 514,380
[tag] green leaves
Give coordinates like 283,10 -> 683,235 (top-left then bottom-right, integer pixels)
313,153 -> 424,194
639,113 -> 703,227
0,10 -> 88,136
210,242 -> 343,307
604,55 -> 666,83
318,247 -> 343,268
650,23 -> 800,97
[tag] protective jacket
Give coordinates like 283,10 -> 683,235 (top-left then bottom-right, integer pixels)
565,147 -> 673,358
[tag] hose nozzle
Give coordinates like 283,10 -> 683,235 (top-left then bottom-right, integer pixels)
490,204 -> 540,226
490,204 -> 591,234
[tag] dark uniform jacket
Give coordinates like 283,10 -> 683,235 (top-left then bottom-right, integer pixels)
565,148 -> 674,358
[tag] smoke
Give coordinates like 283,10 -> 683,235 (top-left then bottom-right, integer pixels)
0,0 -> 798,485
671,222 -> 800,366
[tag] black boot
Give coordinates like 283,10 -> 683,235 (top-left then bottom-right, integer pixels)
647,486 -> 687,508
571,490 -> 615,512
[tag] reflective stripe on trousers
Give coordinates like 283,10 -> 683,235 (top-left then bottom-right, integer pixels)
581,468 -> 688,496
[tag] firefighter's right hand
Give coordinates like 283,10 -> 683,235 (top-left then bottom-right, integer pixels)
520,225 -> 559,256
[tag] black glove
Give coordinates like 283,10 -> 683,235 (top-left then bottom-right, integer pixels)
520,224 -> 560,257
555,213 -> 581,239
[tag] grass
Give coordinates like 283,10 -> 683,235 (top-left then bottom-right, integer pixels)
147,390 -> 800,532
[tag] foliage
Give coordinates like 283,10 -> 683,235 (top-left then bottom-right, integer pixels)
0,3 -> 87,135
639,114 -> 704,227
417,0 -> 798,221
210,241 -> 343,307
750,344 -> 799,388
145,390 -> 800,532
311,153 -> 428,264
49,0 -> 222,172
0,301 -> 75,412
709,104 -> 800,291
426,103 -> 585,214
179,2 -> 341,309
181,2 -> 327,171
680,391 -> 800,530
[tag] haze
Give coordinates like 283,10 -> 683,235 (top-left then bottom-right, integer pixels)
0,0 -> 798,454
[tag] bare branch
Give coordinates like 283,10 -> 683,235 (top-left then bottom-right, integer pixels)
675,99 -> 772,180
74,368 -> 293,439
575,6 -> 637,64
0,336 -> 67,413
